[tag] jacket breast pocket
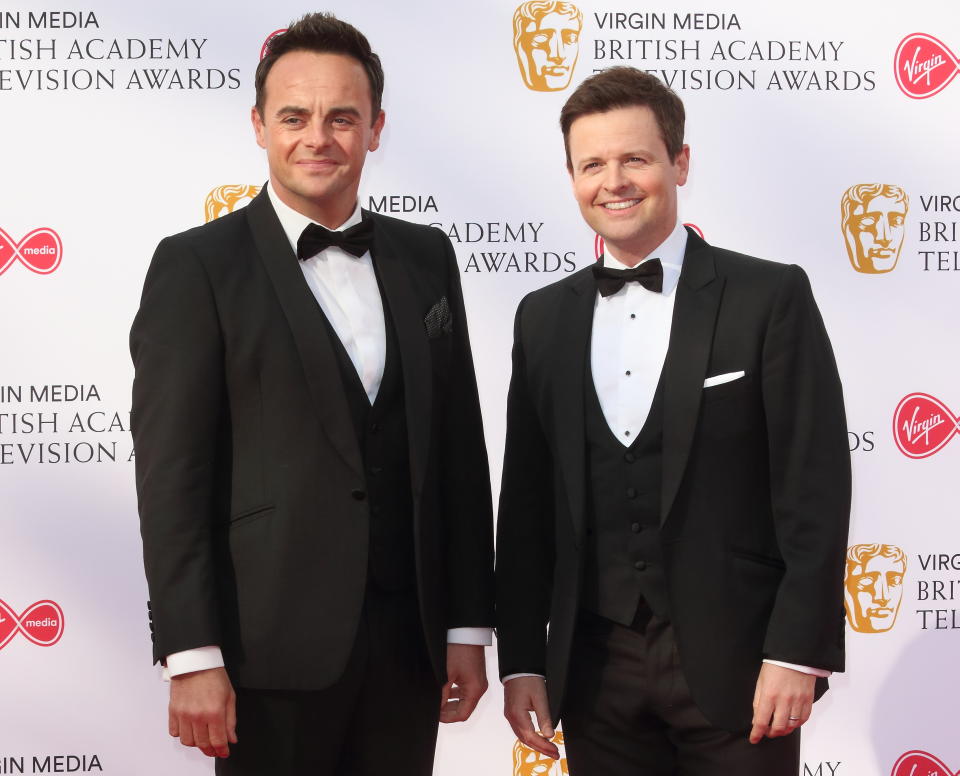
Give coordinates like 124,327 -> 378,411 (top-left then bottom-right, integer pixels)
698,374 -> 760,438
228,503 -> 275,529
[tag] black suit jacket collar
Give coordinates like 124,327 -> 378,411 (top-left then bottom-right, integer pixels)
243,189 -> 432,499
552,228 -> 724,541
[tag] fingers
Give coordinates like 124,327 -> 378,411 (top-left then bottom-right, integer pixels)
168,667 -> 235,758
750,664 -> 816,744
503,678 -> 559,760
441,644 -> 489,723
440,676 -> 489,723
226,691 -> 238,745
749,694 -> 773,744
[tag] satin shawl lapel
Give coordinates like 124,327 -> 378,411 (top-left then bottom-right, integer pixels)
245,190 -> 363,478
366,213 -> 432,502
660,231 -> 724,524
552,269 -> 596,547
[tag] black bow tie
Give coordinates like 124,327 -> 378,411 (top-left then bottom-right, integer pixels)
297,218 -> 374,260
591,258 -> 664,297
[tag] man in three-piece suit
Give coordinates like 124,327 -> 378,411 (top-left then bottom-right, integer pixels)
130,14 -> 494,775
496,67 -> 850,774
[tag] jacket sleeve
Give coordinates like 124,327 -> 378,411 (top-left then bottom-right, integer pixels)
494,297 -> 556,678
436,231 -> 496,629
760,264 -> 850,671
130,237 -> 227,663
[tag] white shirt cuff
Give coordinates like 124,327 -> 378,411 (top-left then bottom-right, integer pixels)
446,627 -> 492,646
162,646 -> 225,681
763,659 -> 831,678
502,673 -> 545,683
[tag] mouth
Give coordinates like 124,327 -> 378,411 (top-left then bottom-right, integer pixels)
296,158 -> 338,170
599,199 -> 642,212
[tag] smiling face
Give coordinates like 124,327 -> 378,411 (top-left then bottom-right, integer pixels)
251,50 -> 384,226
568,105 -> 689,266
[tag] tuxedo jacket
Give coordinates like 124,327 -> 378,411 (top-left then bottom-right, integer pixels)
130,189 -> 494,690
495,229 -> 851,732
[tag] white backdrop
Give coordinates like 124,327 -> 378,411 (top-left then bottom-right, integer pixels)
1,1 -> 958,774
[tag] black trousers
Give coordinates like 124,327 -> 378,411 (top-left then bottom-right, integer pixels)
216,588 -> 441,776
562,609 -> 800,776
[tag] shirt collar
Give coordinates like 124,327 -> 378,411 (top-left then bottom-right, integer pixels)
602,220 -> 688,297
266,182 -> 363,256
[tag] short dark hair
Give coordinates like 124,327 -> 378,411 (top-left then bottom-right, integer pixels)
255,13 -> 384,123
560,67 -> 685,170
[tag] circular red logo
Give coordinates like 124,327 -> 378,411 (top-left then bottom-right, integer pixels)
893,393 -> 959,458
891,751 -> 959,776
894,33 -> 959,99
0,228 -> 63,276
0,599 -> 65,650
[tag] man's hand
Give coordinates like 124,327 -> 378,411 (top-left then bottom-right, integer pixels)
503,676 -> 559,760
169,666 -> 237,758
440,644 -> 488,723
749,663 -> 815,744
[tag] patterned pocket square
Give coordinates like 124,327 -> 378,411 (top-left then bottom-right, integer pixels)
424,296 -> 453,339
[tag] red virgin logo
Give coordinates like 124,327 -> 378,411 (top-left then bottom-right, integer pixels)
260,29 -> 287,60
0,599 -> 65,650
0,228 -> 63,276
891,750 -> 959,775
893,393 -> 960,458
894,33 -> 959,99
594,224 -> 705,260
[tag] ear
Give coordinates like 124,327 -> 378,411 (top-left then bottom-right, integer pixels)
251,106 -> 267,150
368,110 -> 386,152
674,145 -> 690,186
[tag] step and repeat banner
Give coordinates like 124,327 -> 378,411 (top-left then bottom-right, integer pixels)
1,1 -> 958,774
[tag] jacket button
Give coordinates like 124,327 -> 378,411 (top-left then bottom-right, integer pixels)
351,489 -> 366,501
631,522 -> 641,533
624,452 -> 636,463
626,487 -> 637,499
634,560 -> 647,571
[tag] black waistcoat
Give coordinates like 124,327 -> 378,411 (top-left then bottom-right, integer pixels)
581,366 -> 670,624
316,280 -> 416,594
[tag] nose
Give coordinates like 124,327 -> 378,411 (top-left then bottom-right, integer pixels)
602,163 -> 628,193
304,119 -> 332,151
876,214 -> 892,245
548,33 -> 563,62
873,579 -> 890,606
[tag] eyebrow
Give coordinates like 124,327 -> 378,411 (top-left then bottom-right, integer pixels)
274,105 -> 364,119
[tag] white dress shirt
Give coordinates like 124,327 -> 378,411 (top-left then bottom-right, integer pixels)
503,222 -> 827,682
164,186 -> 489,680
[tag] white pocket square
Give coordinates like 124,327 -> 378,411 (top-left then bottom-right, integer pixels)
703,371 -> 745,388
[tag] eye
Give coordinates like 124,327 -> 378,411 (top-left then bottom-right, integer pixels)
890,215 -> 905,227
282,116 -> 303,126
858,216 -> 877,228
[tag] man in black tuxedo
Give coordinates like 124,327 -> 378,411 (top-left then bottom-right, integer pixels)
130,14 -> 494,775
495,67 -> 850,774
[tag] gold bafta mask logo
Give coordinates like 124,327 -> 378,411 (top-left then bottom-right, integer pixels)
204,184 -> 262,223
844,543 -> 907,633
513,732 -> 568,776
840,184 -> 909,273
513,2 -> 583,92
